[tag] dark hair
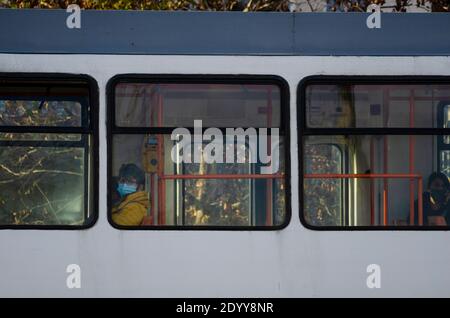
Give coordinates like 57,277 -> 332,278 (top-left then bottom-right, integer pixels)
119,163 -> 145,185
428,172 -> 450,189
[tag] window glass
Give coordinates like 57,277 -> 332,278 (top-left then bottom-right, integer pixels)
0,99 -> 83,127
439,105 -> 450,180
304,141 -> 343,226
302,80 -> 450,229
306,84 -> 450,128
443,104 -> 450,144
304,134 -> 448,227
0,133 -> 81,141
110,79 -> 288,228
0,144 -> 88,225
440,150 -> 450,177
0,82 -> 95,228
115,83 -> 281,128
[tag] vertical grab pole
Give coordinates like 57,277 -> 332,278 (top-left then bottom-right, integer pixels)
409,89 -> 415,225
157,92 -> 166,225
150,90 -> 156,225
370,137 -> 375,225
160,93 -> 166,225
383,88 -> 390,225
265,87 -> 273,226
150,174 -> 155,225
383,140 -> 388,226
418,177 -> 423,225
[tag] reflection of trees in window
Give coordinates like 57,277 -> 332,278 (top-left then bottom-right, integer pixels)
0,145 -> 85,225
304,144 -> 342,226
440,105 -> 450,178
182,143 -> 251,226
181,141 -> 286,226
273,178 -> 286,225
307,85 -> 355,128
443,105 -> 450,144
273,144 -> 286,226
0,100 -> 81,127
0,90 -> 91,226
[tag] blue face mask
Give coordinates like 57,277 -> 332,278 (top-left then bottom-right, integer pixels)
117,183 -> 137,198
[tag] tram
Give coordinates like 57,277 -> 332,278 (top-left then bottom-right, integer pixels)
0,9 -> 449,297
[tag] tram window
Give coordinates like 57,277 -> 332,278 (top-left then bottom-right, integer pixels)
109,78 -> 289,229
305,84 -> 450,128
0,76 -> 97,228
301,78 -> 450,229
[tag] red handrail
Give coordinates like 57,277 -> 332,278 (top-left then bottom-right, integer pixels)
304,173 -> 421,179
160,173 -> 284,180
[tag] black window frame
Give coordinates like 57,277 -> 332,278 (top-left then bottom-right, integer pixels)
107,74 -> 291,231
298,75 -> 450,231
0,73 -> 99,230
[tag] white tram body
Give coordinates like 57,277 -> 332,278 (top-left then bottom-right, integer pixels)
0,10 -> 450,297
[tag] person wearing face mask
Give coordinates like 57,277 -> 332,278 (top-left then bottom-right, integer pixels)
112,163 -> 149,226
421,172 -> 450,226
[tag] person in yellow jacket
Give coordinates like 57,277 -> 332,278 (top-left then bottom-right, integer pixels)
112,164 -> 150,226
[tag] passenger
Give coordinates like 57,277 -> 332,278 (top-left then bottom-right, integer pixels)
112,164 -> 149,226
420,172 -> 450,226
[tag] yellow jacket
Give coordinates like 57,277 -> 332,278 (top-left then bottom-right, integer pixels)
112,191 -> 150,226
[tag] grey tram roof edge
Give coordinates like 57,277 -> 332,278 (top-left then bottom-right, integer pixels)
1,9 -> 450,56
